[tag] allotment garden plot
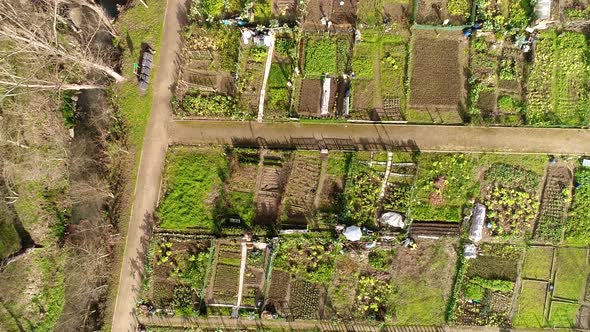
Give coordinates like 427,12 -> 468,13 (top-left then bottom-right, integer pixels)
527,30 -> 590,127
514,246 -> 590,328
408,30 -> 467,123
350,31 -> 408,121
294,35 -> 351,118
143,145 -> 590,329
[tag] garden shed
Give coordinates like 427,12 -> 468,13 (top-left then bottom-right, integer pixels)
469,203 -> 486,243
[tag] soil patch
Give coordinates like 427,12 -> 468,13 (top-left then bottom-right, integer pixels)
416,0 -> 471,25
409,32 -> 465,110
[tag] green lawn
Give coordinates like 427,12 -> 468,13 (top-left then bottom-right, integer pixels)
548,301 -> 580,328
523,246 -> 554,280
113,0 -> 168,148
513,280 -> 548,328
554,247 -> 589,300
327,152 -> 351,177
221,191 -> 256,226
158,147 -> 228,230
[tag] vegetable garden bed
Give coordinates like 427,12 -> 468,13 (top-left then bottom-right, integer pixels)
144,237 -> 212,316
527,30 -> 590,127
565,163 -> 590,245
408,30 -> 466,123
350,31 -> 408,121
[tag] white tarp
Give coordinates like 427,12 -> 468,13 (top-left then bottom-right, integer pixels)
380,212 -> 405,228
343,226 -> 362,241
320,77 -> 331,115
583,159 -> 590,168
469,203 -> 486,243
535,0 -> 551,21
464,244 -> 478,259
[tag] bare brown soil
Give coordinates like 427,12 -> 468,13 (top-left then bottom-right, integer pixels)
282,152 -> 322,227
302,0 -> 357,31
351,80 -> 376,118
409,31 -> 466,110
297,78 -> 339,117
477,89 -> 496,115
416,0 -> 472,25
297,79 -> 322,116
266,270 -> 291,313
273,0 -> 297,17
384,0 -> 412,25
410,221 -> 460,237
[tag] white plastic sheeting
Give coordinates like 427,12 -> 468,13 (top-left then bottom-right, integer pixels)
469,203 -> 486,243
535,0 -> 551,21
464,244 -> 478,259
320,77 -> 331,115
380,212 -> 405,228
343,226 -> 362,241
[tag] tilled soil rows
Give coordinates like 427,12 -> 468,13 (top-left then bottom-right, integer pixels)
409,36 -> 463,109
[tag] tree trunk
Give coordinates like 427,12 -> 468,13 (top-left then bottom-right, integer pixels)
0,80 -> 104,90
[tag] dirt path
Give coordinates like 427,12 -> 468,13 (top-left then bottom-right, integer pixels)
169,121 -> 590,154
111,0 -> 184,331
379,151 -> 393,198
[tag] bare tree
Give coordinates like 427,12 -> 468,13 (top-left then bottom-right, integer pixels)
0,0 -> 124,89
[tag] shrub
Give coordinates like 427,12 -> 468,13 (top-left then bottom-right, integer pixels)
275,38 -> 296,57
497,95 -> 523,113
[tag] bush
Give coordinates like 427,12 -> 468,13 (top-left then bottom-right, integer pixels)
275,38 -> 296,57
497,95 -> 524,113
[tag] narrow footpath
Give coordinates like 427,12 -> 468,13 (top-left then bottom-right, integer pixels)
110,0 -> 183,330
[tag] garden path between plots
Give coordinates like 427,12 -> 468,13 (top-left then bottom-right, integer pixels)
169,120 -> 590,154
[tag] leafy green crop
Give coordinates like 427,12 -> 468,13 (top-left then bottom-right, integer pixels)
566,166 -> 590,244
